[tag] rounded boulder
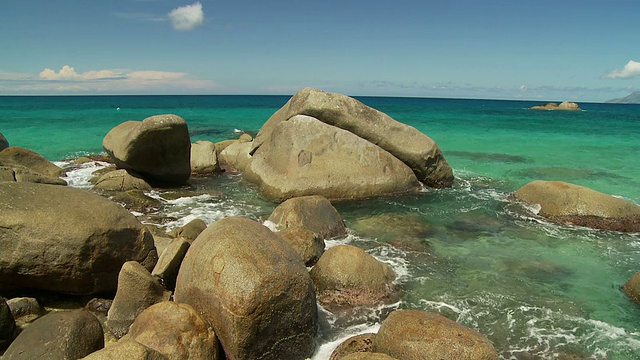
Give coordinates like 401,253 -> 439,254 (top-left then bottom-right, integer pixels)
174,217 -> 317,360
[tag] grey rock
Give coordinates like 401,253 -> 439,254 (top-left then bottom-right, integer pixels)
93,169 -> 153,191
151,239 -> 190,291
191,140 -> 220,175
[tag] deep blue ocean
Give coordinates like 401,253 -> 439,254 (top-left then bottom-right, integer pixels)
1,95 -> 640,359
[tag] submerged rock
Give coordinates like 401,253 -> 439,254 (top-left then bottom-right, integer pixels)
103,114 -> 191,186
373,310 -> 498,360
0,182 -> 158,295
513,180 -> 640,232
246,115 -> 420,201
174,217 -> 317,360
251,87 -> 454,188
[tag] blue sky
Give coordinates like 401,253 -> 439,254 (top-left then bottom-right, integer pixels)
0,0 -> 638,101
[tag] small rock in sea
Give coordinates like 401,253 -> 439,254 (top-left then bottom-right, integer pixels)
530,101 -> 581,111
622,272 -> 640,303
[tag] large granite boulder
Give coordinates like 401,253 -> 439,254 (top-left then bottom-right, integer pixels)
372,310 -> 498,360
0,182 -> 158,295
191,140 -> 220,176
174,217 -> 317,360
310,245 -> 397,309
0,132 -> 8,151
0,146 -> 65,178
127,301 -> 220,360
513,180 -> 640,232
3,309 -> 104,360
103,114 -> 191,185
251,88 -> 454,188
330,333 -> 376,360
245,115 -> 420,201
218,140 -> 252,173
106,261 -> 171,338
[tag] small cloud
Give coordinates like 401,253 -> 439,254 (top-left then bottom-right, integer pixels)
519,85 -> 527,91
39,66 -> 126,80
168,2 -> 204,31
606,60 -> 640,79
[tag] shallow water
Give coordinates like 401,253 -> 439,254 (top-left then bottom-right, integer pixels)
4,95 -> 640,359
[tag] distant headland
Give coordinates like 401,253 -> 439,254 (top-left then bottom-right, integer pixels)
605,91 -> 640,104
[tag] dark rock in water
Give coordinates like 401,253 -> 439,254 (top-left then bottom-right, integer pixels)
622,272 -> 640,303
513,180 -> 640,232
251,88 -> 454,188
174,217 -> 317,360
0,132 -> 8,151
128,301 -> 220,360
310,245 -> 397,310
447,151 -> 532,163
106,261 -> 171,338
330,333 -> 375,360
513,166 -> 626,182
502,259 -> 573,282
352,213 -> 434,240
0,297 -> 15,349
103,114 -> 191,186
0,182 -> 158,295
373,310 -> 498,360
3,309 -> 104,360
81,340 -> 167,360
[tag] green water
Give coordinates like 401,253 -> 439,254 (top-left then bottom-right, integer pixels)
1,95 -> 639,358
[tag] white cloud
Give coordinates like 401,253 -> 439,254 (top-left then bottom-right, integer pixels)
39,66 -> 126,81
168,2 -> 204,31
606,60 -> 640,79
128,71 -> 186,80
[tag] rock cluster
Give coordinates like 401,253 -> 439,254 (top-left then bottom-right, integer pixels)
530,101 -> 581,110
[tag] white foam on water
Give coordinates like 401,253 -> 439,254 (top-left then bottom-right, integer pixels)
367,244 -> 410,284
58,160 -> 111,189
324,233 -> 356,249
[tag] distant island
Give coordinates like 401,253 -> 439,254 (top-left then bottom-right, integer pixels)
530,101 -> 581,111
606,91 -> 640,104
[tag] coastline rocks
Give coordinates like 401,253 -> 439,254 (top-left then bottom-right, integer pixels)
310,245 -> 397,309
0,164 -> 67,185
251,87 -> 454,188
267,195 -> 347,239
127,301 -> 220,360
329,333 -> 376,360
622,272 -> 640,303
277,228 -> 325,266
81,340 -> 167,360
151,238 -> 190,290
167,218 -> 207,243
218,140 -> 252,173
0,297 -> 15,349
103,114 -> 191,186
0,132 -> 8,151
6,297 -> 43,324
3,309 -> 104,360
373,310 -> 499,360
0,182 -> 158,295
93,169 -> 153,191
513,180 -> 640,232
531,101 -> 581,111
245,115 -> 420,201
106,261 -> 171,338
191,140 -> 220,176
0,146 -> 65,177
174,217 -> 317,360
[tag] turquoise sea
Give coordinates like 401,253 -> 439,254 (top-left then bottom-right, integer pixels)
1,95 -> 640,359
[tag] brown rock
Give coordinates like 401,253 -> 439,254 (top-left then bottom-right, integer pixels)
93,169 -> 153,191
268,195 -> 347,238
373,310 -> 498,360
0,182 -> 158,295
310,245 -> 397,309
342,353 -> 398,360
0,132 -> 8,151
103,114 -> 191,185
3,309 -> 104,360
218,140 -> 252,173
0,296 -> 15,349
251,88 -> 453,187
191,140 -> 220,176
128,301 -> 220,360
622,272 -> 640,303
277,228 -> 325,266
0,146 -> 65,177
0,164 -> 67,185
152,238 -> 190,290
513,180 -> 640,232
81,340 -> 167,360
531,101 -> 581,111
174,217 -> 317,360
245,115 -> 420,201
167,218 -> 207,243
329,333 -> 375,360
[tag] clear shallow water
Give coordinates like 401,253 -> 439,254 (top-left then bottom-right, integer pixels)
4,95 -> 640,359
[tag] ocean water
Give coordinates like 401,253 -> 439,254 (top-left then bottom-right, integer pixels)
1,95 -> 640,359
